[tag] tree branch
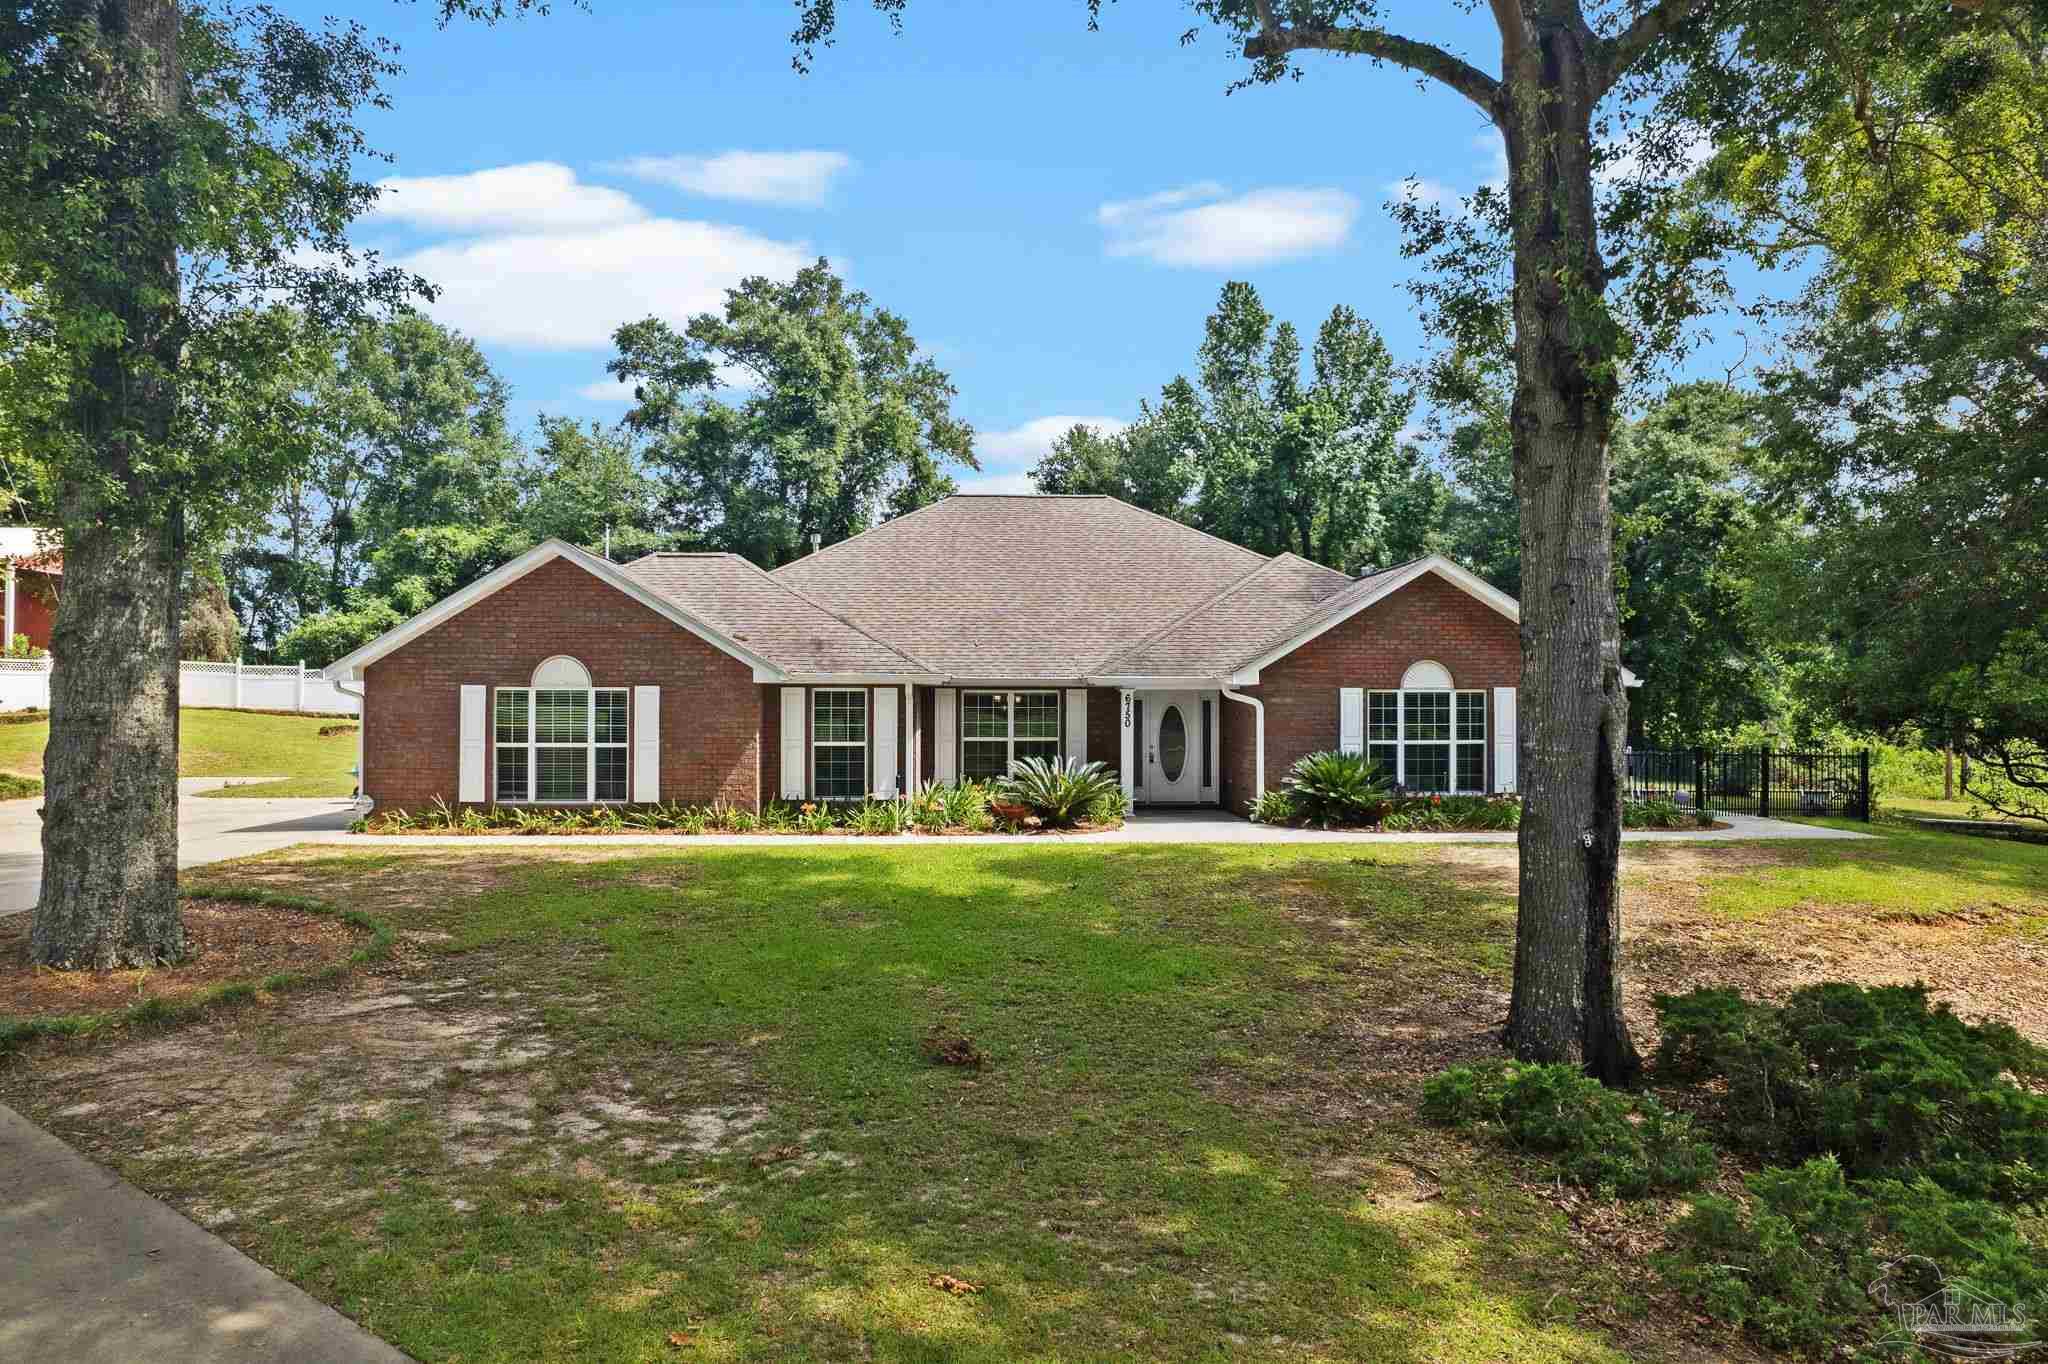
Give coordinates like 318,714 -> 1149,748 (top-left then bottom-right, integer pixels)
1597,0 -> 1711,92
1244,13 -> 1502,118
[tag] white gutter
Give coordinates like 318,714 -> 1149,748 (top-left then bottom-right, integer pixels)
332,673 -> 365,801
1220,683 -> 1265,803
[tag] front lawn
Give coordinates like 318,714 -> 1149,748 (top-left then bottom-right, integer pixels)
3,829 -> 2043,1362
0,707 -> 356,797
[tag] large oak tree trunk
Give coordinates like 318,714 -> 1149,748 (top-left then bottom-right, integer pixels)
1500,13 -> 1641,1084
28,0 -> 188,970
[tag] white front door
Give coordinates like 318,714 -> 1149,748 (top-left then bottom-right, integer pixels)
1142,690 -> 1202,804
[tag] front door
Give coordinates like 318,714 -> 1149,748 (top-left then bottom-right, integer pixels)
1142,690 -> 1201,803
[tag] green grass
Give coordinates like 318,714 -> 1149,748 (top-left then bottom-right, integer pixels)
12,832 -> 2046,1362
0,770 -> 40,801
0,707 -> 355,797
1885,796 -> 2039,825
6,844 -> 1658,1363
1701,819 -> 2048,920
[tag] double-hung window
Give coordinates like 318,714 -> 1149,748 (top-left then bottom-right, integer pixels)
492,686 -> 629,802
1366,689 -> 1487,793
812,689 -> 868,800
960,690 -> 1060,781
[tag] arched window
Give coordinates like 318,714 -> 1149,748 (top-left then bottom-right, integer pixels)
1367,660 -> 1488,793
1401,659 -> 1454,690
491,656 -> 627,802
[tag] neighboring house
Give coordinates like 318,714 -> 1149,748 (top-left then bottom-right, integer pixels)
0,527 -> 61,652
326,494 -> 1555,814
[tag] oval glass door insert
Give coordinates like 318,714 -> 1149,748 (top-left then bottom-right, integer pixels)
1158,705 -> 1188,783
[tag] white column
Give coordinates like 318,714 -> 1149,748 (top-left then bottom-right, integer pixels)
232,657 -> 243,709
1119,688 -> 1136,805
3,563 -> 14,651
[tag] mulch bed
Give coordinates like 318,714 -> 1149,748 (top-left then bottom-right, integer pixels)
0,898 -> 368,1020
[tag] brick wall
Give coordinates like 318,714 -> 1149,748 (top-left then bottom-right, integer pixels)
363,556 -> 761,811
1222,571 -> 1522,808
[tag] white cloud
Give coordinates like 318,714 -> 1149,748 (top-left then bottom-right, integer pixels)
959,414 -> 1130,493
368,162 -> 647,235
1386,177 -> 1465,211
1097,184 -> 1358,268
575,361 -> 757,402
608,151 -> 853,207
396,219 -> 814,351
977,415 -> 1129,465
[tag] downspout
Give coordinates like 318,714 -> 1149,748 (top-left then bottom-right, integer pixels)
1219,683 -> 1264,804
332,673 -> 365,802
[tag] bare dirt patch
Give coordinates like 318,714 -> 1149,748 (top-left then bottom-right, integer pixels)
0,898 -> 368,1019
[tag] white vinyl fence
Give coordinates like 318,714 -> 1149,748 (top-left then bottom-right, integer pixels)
0,657 -> 358,716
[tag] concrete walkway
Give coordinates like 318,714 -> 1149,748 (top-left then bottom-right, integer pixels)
0,780 -> 360,917
0,1102 -> 409,1363
326,808 -> 1874,849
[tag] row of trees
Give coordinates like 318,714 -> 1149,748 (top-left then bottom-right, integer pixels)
225,261 -> 978,664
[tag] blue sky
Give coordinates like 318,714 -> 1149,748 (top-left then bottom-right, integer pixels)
320,2 -> 1619,492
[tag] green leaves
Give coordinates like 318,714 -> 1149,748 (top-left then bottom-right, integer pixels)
608,259 -> 975,568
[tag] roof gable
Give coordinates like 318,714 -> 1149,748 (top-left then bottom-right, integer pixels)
323,540 -> 786,681
1231,555 -> 1520,679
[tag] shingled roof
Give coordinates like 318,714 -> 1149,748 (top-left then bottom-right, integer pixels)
620,552 -> 932,676
1096,552 -> 1358,677
770,495 -> 1274,677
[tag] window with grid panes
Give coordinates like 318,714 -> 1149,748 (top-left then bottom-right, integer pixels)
1366,689 -> 1488,793
812,689 -> 868,799
492,684 -> 629,802
961,690 -> 1060,780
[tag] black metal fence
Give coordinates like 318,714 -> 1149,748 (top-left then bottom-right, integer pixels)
1625,747 -> 1871,821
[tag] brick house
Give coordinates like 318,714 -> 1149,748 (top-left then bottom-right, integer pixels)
325,494 -> 1561,814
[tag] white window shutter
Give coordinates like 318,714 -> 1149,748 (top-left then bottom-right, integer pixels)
934,688 -> 958,784
458,684 -> 486,802
873,686 -> 900,797
1493,687 -> 1517,793
1338,687 -> 1364,756
632,686 -> 660,802
779,687 -> 806,800
1065,689 -> 1088,764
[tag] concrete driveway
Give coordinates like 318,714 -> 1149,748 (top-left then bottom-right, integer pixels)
0,780 -> 359,917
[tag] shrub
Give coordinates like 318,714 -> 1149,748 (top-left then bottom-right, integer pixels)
1421,1059 -> 1715,1199
1653,984 -> 2048,1203
1380,793 -> 1520,831
1247,789 -> 1296,825
1660,1157 -> 2048,1355
1281,750 -> 1392,827
1085,786 -> 1129,826
796,802 -> 836,834
996,757 -> 1122,827
1623,797 -> 1709,829
848,797 -> 911,835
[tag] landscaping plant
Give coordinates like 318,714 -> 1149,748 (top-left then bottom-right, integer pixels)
1421,1059 -> 1716,1199
1279,751 -> 1392,827
996,757 -> 1122,827
1652,983 -> 2048,1205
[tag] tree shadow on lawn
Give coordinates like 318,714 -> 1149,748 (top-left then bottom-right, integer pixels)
0,844 -> 1749,1362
